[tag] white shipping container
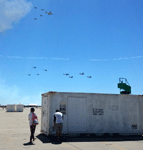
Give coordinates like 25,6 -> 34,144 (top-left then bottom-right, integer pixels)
7,104 -> 16,112
41,92 -> 143,136
16,105 -> 24,112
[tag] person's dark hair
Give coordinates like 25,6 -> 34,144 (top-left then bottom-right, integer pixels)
31,108 -> 35,112
56,109 -> 60,112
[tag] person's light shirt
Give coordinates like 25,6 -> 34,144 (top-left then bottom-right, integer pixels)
28,112 -> 37,126
54,112 -> 63,124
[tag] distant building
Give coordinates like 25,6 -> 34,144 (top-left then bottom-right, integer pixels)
29,104 -> 37,107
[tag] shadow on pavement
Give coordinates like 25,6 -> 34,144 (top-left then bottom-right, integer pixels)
23,142 -> 35,146
36,134 -> 62,145
36,133 -> 143,144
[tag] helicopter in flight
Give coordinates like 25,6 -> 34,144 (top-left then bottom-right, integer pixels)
45,11 -> 53,15
87,76 -> 92,78
63,73 -> 69,76
69,76 -> 73,78
79,73 -> 84,75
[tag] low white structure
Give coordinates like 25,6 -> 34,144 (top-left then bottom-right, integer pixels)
6,104 -> 16,112
6,104 -> 24,112
29,104 -> 38,107
16,105 -> 24,112
41,91 -> 143,136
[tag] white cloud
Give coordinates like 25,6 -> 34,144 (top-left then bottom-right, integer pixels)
0,75 -> 42,105
0,55 -> 70,60
51,58 -> 69,61
89,59 -> 109,61
90,56 -> 143,62
0,0 -> 32,32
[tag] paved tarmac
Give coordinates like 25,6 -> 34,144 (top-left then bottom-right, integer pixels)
1,107 -> 143,150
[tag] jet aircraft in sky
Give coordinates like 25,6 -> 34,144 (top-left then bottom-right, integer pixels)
34,7 -> 37,9
33,67 -> 36,68
41,9 -> 44,11
34,18 -> 37,20
37,74 -> 39,75
63,73 -> 69,76
79,73 -> 84,75
40,15 -> 43,17
45,11 -> 53,15
69,76 -> 73,78
44,69 -> 47,71
28,74 -> 31,76
87,76 -> 92,78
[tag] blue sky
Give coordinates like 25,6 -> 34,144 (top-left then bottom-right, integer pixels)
0,0 -> 143,105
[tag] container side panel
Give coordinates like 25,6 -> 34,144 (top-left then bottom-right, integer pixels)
119,95 -> 139,134
7,105 -> 15,112
41,97 -> 49,134
67,97 -> 87,133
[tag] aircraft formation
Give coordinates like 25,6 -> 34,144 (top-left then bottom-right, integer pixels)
34,7 -> 53,20
27,67 -> 47,76
28,68 -> 92,78
63,72 -> 92,78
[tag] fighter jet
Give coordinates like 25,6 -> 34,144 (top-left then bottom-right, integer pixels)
34,18 -> 37,20
41,9 -> 44,11
28,74 -> 31,76
34,7 -> 37,9
69,76 -> 73,78
45,11 -> 53,15
63,73 -> 69,76
87,76 -> 92,78
33,67 -> 36,68
79,73 -> 84,75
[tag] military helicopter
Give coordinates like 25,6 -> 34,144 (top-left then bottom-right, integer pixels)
34,18 -> 37,20
45,11 -> 53,15
87,76 -> 92,78
79,73 -> 84,75
28,74 -> 31,76
63,73 -> 69,76
33,67 -> 36,68
69,76 -> 73,78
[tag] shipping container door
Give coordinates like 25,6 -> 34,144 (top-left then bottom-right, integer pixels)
68,97 -> 87,133
41,97 -> 49,134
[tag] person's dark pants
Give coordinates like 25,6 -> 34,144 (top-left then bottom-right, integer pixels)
30,125 -> 36,141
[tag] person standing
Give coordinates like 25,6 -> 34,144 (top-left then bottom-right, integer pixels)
53,110 -> 64,142
28,108 -> 38,143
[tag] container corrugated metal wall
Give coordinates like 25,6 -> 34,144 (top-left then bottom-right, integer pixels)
41,92 -> 143,136
16,105 -> 24,112
7,105 -> 16,112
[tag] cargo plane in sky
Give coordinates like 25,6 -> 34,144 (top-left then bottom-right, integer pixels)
79,73 -> 84,75
87,76 -> 92,78
45,11 -> 53,15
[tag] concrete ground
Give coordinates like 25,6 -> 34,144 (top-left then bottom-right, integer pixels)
1,107 -> 143,150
